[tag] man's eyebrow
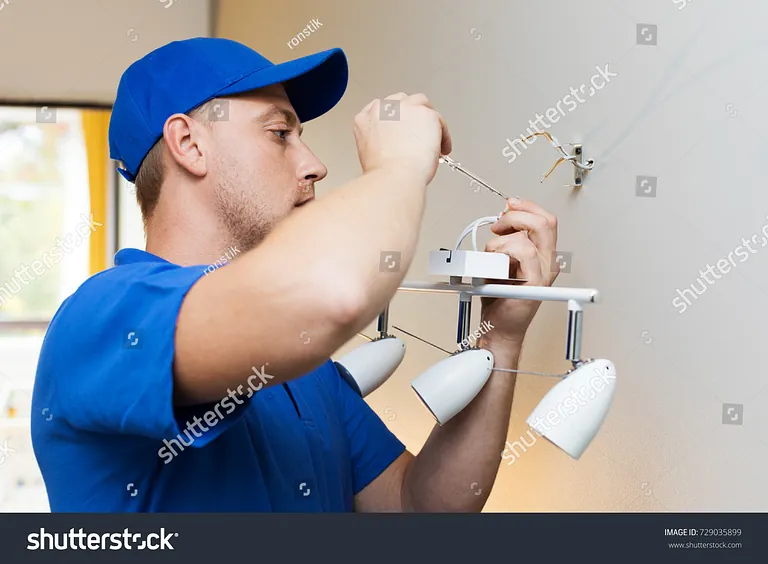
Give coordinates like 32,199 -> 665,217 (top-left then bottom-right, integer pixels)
256,104 -> 303,134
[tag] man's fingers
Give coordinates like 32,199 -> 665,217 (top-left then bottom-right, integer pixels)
485,232 -> 543,284
490,210 -> 556,264
403,93 -> 451,155
493,199 -> 558,275
405,93 -> 433,109
361,99 -> 377,114
503,197 -> 558,228
372,93 -> 452,155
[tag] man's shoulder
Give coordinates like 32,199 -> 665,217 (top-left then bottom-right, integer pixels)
41,258 -> 203,354
60,257 -> 202,315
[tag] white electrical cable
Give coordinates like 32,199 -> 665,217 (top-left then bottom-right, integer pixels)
471,218 -> 496,252
454,214 -> 503,251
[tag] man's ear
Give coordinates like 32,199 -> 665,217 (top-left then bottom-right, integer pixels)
163,114 -> 208,179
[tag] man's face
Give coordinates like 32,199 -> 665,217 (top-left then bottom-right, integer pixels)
201,84 -> 327,251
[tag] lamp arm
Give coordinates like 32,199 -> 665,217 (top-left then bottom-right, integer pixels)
397,280 -> 599,367
398,280 -> 599,304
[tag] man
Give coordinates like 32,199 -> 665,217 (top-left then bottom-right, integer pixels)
31,37 -> 559,512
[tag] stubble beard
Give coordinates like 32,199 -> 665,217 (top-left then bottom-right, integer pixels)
213,179 -> 271,254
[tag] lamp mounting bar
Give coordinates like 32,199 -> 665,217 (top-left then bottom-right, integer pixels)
397,280 -> 600,304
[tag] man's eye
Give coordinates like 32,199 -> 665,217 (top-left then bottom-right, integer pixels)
272,129 -> 289,141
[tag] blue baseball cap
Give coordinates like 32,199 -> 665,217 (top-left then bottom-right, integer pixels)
108,37 -> 348,183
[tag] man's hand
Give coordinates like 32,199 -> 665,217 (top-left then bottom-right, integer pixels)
353,92 -> 452,186
480,197 -> 559,346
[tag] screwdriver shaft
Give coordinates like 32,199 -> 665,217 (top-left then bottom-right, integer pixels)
439,155 -> 512,201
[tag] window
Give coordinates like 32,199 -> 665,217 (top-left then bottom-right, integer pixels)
0,106 -> 93,512
0,107 -> 91,321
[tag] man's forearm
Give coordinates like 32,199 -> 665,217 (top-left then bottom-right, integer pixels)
401,337 -> 522,512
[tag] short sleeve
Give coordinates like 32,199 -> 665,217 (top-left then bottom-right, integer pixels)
330,363 -> 406,495
39,257 -> 250,447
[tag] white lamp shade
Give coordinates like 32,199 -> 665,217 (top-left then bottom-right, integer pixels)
411,348 -> 494,425
334,337 -> 406,397
526,358 -> 616,459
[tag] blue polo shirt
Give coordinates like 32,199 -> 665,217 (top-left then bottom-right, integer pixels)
31,248 -> 405,512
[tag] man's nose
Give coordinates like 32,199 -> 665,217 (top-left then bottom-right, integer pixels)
297,145 -> 328,185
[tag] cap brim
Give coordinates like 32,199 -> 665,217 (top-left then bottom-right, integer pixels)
215,47 -> 348,123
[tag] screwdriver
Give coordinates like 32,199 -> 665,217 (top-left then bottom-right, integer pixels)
438,155 -> 515,201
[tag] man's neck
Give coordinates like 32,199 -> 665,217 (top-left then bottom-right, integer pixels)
144,214 -> 236,268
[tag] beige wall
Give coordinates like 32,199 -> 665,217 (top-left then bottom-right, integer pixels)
217,0 -> 768,512
0,0 -> 211,105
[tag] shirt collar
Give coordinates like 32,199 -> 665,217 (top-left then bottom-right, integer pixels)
113,248 -> 171,266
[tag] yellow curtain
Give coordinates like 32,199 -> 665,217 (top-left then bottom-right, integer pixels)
81,110 -> 111,275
